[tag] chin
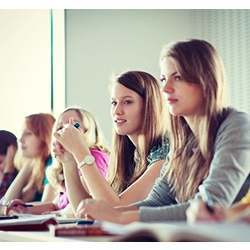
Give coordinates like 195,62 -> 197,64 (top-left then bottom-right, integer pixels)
115,130 -> 128,136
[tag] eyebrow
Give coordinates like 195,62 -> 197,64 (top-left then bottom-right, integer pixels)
111,96 -> 134,100
160,71 -> 179,80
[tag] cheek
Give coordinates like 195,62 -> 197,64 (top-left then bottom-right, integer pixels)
29,138 -> 42,155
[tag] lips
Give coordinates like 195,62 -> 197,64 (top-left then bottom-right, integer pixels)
114,119 -> 127,124
167,97 -> 178,104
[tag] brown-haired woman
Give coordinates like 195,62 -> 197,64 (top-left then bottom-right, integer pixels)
75,39 -> 250,224
54,71 -> 170,213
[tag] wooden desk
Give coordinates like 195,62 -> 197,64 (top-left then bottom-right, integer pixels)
0,230 -> 113,242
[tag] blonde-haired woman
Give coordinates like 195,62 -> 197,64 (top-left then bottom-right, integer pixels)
5,107 -> 109,216
54,71 -> 169,213
75,39 -> 250,224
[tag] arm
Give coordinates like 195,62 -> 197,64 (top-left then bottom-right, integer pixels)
137,110 -> 250,222
41,183 -> 58,203
77,155 -> 166,206
2,164 -> 32,203
63,158 -> 90,213
55,125 -> 169,206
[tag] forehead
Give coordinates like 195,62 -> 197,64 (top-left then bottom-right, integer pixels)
111,83 -> 141,99
59,110 -> 81,123
160,57 -> 179,76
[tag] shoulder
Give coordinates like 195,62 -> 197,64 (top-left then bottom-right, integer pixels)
216,108 -> 250,142
147,136 -> 170,166
90,148 -> 109,166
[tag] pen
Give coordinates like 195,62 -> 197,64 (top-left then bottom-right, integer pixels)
13,204 -> 34,208
74,122 -> 80,129
23,204 -> 34,207
76,219 -> 94,225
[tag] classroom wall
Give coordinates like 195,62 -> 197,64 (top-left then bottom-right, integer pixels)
65,10 -> 193,144
65,10 -> 250,145
0,10 -> 51,138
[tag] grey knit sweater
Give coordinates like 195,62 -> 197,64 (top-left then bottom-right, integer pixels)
135,108 -> 250,222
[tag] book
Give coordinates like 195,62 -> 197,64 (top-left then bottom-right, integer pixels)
102,221 -> 250,242
49,223 -> 115,237
0,214 -> 57,231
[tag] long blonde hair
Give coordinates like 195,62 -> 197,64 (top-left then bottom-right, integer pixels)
25,113 -> 55,192
47,107 -> 109,190
162,39 -> 228,202
107,71 -> 168,193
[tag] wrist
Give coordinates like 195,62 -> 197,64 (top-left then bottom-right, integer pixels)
74,148 -> 91,164
119,210 -> 139,224
63,160 -> 77,168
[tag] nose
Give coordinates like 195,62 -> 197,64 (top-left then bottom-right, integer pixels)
162,79 -> 174,94
19,135 -> 24,144
113,103 -> 124,116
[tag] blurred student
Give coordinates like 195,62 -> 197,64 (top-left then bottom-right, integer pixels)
0,130 -> 18,198
74,39 -> 250,224
6,107 -> 109,216
1,113 -> 55,205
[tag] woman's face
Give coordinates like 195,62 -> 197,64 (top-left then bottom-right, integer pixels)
160,57 -> 204,118
19,123 -> 41,158
56,110 -> 85,132
111,83 -> 144,137
0,154 -> 5,172
52,110 -> 86,156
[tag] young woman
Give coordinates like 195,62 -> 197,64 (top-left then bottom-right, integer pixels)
1,113 -> 55,205
74,39 -> 250,224
54,71 -> 169,212
5,107 -> 109,216
0,130 -> 18,198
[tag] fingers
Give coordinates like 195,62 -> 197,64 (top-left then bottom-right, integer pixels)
76,199 -> 95,218
6,199 -> 27,215
69,117 -> 74,126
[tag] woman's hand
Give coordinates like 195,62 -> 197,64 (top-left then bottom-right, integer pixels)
186,199 -> 226,223
76,199 -> 123,224
5,199 -> 31,215
54,119 -> 89,158
52,140 -> 75,165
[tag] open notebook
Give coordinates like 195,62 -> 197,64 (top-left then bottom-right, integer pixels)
0,214 -> 58,231
102,221 -> 250,242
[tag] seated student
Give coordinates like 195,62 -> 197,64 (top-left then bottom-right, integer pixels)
74,39 -> 250,224
53,71 -> 170,213
5,107 -> 109,216
1,113 -> 55,206
0,130 -> 18,198
186,190 -> 250,223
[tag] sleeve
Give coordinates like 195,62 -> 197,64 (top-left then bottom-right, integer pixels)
90,149 -> 109,177
134,176 -> 177,207
193,111 -> 250,207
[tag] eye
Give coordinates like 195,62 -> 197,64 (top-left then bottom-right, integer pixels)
111,100 -> 117,106
174,75 -> 182,81
57,126 -> 63,131
124,100 -> 133,105
160,76 -> 166,82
